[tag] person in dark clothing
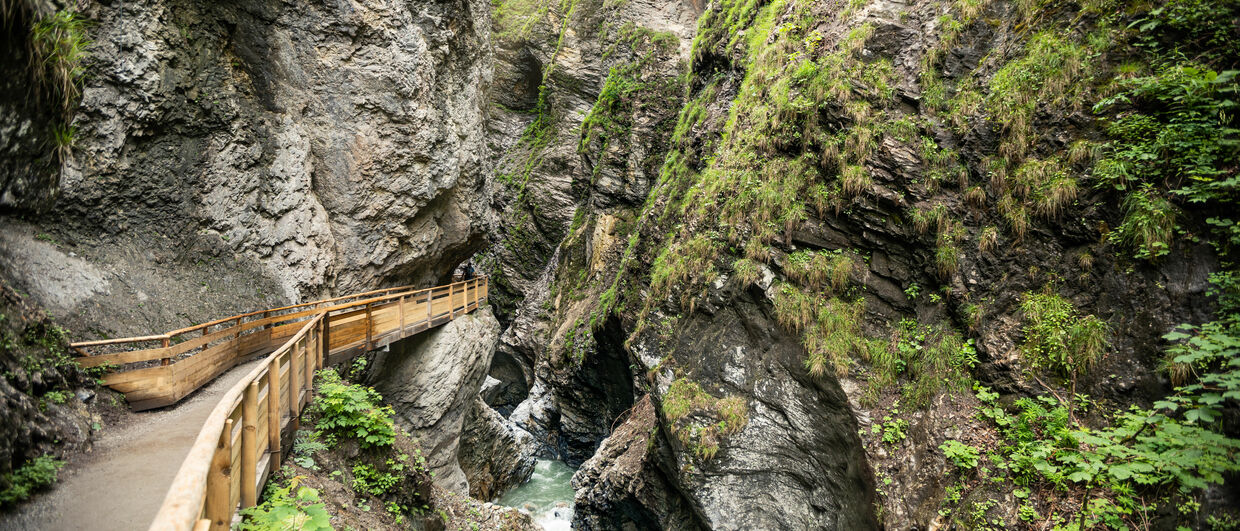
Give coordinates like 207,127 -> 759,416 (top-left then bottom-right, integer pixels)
463,263 -> 475,280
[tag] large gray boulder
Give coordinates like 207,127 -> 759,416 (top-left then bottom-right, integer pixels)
572,395 -> 702,530
365,308 -> 499,494
458,396 -> 539,501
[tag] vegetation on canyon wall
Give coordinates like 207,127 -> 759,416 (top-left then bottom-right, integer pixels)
242,367 -> 529,530
522,0 -> 1240,527
4,1 -> 89,162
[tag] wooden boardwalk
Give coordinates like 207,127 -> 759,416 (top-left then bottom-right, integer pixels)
69,278 -> 488,531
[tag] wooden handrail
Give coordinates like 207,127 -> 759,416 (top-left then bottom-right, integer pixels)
147,277 -> 488,530
72,284 -> 423,347
74,278 -> 489,411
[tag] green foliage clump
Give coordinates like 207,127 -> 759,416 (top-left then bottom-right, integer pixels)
716,396 -> 749,435
0,455 -> 64,506
1094,64 -> 1237,259
1019,289 -> 1109,378
661,379 -> 749,460
1089,1 -> 1239,261
291,430 -> 328,470
310,369 -> 396,449
974,382 -> 1240,529
30,10 -> 90,114
649,234 -> 720,310
238,476 -> 332,531
731,257 -> 762,288
352,457 -> 406,497
871,402 -> 908,445
939,439 -> 980,470
770,283 -> 879,379
662,378 -> 714,421
986,32 -> 1090,161
867,319 -> 974,406
784,249 -> 852,293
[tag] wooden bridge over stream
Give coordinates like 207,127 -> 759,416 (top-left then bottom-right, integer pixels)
68,277 -> 488,531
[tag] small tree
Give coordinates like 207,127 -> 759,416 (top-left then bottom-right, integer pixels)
1019,287 -> 1110,421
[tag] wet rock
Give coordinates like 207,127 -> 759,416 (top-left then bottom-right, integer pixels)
572,396 -> 703,530
0,282 -> 112,487
458,396 -> 538,501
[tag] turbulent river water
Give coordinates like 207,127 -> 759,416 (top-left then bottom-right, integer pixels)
497,459 -> 576,530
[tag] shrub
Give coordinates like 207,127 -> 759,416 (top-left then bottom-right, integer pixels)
352,458 -> 405,497
0,456 -> 64,506
1019,289 -> 1109,377
238,476 -> 332,531
311,369 -> 396,449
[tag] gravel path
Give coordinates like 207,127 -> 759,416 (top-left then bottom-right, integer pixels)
0,359 -> 263,531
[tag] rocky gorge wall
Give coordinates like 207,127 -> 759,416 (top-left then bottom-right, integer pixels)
480,0 -> 1238,529
1,0 -> 1237,529
1,0 -> 495,339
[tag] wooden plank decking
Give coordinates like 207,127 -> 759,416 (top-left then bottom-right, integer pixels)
69,278 -> 488,531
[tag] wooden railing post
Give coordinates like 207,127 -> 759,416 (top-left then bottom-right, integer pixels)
241,381 -> 258,508
304,335 -> 313,394
450,283 -> 456,319
266,358 -> 281,470
161,337 -> 171,366
426,290 -> 433,323
321,311 -> 331,361
364,303 -> 373,351
398,295 -> 406,336
315,317 -> 324,370
206,419 -> 233,531
290,346 -> 301,421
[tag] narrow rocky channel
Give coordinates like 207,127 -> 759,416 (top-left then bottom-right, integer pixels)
498,459 -> 577,530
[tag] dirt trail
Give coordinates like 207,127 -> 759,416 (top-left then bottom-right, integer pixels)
0,359 -> 263,531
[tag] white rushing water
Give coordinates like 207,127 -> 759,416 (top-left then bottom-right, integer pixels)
496,459 -> 576,530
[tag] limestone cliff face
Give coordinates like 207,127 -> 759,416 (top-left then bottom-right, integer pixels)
1,0 -> 496,338
481,0 -> 1233,528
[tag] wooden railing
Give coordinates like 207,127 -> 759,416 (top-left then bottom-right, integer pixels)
120,277 -> 488,531
73,278 -> 489,411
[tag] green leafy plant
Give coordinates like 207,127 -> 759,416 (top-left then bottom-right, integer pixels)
310,369 -> 396,449
351,459 -> 405,497
878,405 -> 908,445
291,430 -> 328,470
238,476 -> 332,530
38,390 -> 70,411
1019,288 -> 1109,409
939,439 -> 980,470
974,373 -> 1240,530
0,455 -> 65,506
